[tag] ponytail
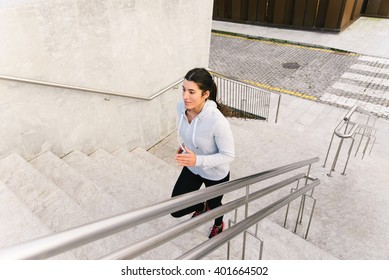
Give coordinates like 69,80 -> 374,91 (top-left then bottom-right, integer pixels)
209,81 -> 223,111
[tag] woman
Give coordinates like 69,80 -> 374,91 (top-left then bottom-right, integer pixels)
171,68 -> 235,238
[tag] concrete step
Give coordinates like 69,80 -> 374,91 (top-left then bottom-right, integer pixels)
0,180 -> 50,245
113,147 -> 180,201
112,147 -> 181,182
63,149 -> 187,258
62,150 -> 144,209
0,154 -> 91,231
130,147 -> 181,178
0,180 -> 76,260
88,148 -> 168,205
0,153 -> 114,259
170,197 -> 336,260
148,132 -> 178,166
29,151 -> 144,258
227,218 -> 337,260
29,151 -> 127,219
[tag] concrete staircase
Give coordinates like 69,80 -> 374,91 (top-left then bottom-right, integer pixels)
0,132 -> 336,259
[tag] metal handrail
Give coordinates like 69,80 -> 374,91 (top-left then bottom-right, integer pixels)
210,71 -> 271,93
1,72 -> 278,124
210,70 -> 281,123
101,173 -> 306,259
324,108 -> 358,176
0,157 -> 319,260
323,104 -> 378,176
0,74 -> 184,101
355,105 -> 376,118
334,121 -> 359,138
177,180 -> 320,260
343,105 -> 358,121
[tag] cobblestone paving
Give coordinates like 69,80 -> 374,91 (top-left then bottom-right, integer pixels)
209,32 -> 389,118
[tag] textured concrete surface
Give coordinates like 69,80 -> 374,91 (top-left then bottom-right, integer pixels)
210,24 -> 389,118
0,181 -> 52,247
0,0 -> 212,159
212,17 -> 389,58
30,151 -> 127,219
0,0 -> 212,95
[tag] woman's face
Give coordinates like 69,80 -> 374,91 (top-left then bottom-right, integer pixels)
182,79 -> 209,112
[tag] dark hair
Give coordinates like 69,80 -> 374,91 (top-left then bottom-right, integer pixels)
184,68 -> 221,111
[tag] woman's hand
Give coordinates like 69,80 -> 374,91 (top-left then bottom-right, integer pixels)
175,147 -> 196,166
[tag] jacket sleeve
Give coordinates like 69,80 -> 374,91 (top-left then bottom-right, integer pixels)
195,118 -> 235,168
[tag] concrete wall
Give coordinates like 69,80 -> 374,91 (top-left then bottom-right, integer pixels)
0,0 -> 213,159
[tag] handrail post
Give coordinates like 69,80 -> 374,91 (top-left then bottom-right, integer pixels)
227,209 -> 238,260
323,132 -> 335,168
305,164 -> 312,186
294,195 -> 305,233
328,138 -> 344,177
298,163 -> 313,225
341,138 -> 355,175
283,178 -> 300,228
242,185 -> 250,260
210,70 -> 277,122
275,94 -> 281,123
177,179 -> 320,260
304,195 -> 317,239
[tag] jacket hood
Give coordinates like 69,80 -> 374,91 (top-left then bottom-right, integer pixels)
177,100 -> 218,150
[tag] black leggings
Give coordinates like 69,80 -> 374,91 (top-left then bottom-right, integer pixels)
171,167 -> 230,225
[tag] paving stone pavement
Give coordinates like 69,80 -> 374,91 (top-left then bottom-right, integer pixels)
209,32 -> 389,119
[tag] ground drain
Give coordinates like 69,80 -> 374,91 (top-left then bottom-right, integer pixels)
282,62 -> 300,69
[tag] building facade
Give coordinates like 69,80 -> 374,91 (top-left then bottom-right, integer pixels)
0,0 -> 214,159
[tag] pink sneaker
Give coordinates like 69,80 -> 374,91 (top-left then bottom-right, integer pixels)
191,203 -> 210,218
209,221 -> 224,238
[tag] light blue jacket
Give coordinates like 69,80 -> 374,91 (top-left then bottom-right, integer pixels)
177,100 -> 235,180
